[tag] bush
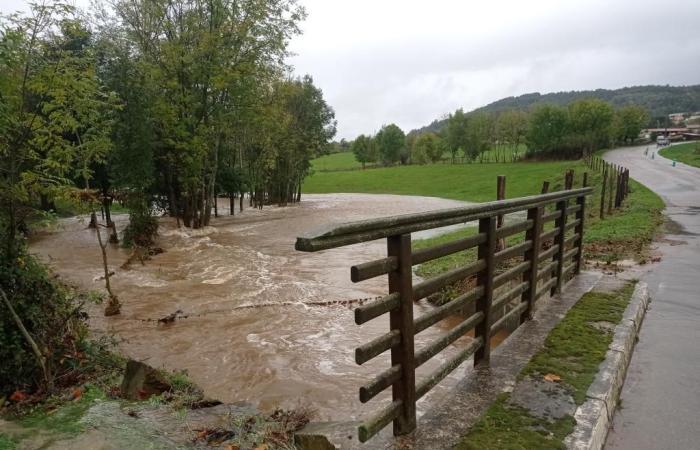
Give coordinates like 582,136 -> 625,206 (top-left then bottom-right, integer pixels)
121,197 -> 159,248
0,251 -> 91,395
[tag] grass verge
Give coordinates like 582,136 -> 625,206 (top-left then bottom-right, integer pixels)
454,283 -> 635,450
658,141 -> 700,168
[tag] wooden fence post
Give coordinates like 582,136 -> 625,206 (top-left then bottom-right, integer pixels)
583,172 -> 588,188
574,193 -> 586,274
607,168 -> 614,214
552,199 -> 568,295
521,206 -> 543,322
541,181 -> 550,194
600,165 -> 607,219
497,175 -> 506,251
474,216 -> 496,366
386,234 -> 416,435
564,170 -> 574,190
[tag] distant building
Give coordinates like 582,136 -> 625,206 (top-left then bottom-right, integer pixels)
669,113 -> 686,124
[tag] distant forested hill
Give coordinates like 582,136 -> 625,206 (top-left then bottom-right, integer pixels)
413,85 -> 700,135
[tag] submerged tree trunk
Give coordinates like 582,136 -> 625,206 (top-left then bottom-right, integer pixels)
93,215 -> 120,316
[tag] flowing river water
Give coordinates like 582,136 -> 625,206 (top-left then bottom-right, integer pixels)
31,193 -> 494,421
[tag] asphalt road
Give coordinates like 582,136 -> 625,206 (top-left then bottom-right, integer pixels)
604,144 -> 700,450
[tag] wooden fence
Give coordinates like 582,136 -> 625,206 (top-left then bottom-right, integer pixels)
296,186 -> 593,443
585,156 -> 629,219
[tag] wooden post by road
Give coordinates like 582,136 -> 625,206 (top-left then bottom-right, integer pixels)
496,175 -> 506,251
386,234 -> 416,435
521,206 -> 543,322
600,165 -> 607,219
474,216 -> 496,366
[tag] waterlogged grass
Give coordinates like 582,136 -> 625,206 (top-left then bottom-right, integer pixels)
455,283 -> 635,449
658,141 -> 700,168
19,385 -> 106,435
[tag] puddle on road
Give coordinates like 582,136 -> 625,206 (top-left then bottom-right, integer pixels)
31,193 -> 510,421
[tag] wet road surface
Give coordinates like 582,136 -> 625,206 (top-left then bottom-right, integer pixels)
604,145 -> 700,449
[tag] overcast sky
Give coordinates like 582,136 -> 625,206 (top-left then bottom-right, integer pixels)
3,0 -> 700,139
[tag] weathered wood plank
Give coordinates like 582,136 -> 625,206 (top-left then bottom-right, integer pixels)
355,329 -> 401,365
414,286 -> 484,334
359,364 -> 401,403
351,256 -> 397,283
296,188 -> 593,252
474,217 -> 496,366
354,293 -> 399,325
415,337 -> 483,400
387,234 -> 416,435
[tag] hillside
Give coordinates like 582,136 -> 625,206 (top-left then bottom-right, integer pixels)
412,84 -> 700,135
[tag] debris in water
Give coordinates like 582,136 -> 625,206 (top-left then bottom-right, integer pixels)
158,309 -> 184,324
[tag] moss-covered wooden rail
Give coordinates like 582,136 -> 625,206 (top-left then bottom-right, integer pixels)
295,187 -> 592,443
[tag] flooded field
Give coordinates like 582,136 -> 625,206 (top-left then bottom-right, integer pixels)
31,193 -> 489,421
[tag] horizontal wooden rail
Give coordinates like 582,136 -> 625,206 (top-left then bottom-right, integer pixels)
296,188 -> 592,252
296,186 -> 592,443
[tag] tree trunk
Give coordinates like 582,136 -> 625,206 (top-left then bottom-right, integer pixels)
0,287 -> 51,389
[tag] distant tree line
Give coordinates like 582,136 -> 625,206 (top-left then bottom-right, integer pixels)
413,84 -> 700,135
349,99 -> 648,166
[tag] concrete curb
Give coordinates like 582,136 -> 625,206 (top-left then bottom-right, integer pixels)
564,282 -> 649,450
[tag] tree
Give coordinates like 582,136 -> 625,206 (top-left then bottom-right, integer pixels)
612,105 -> 649,145
465,113 -> 494,162
412,132 -> 443,164
445,108 -> 469,163
525,104 -> 570,157
496,110 -> 528,162
375,123 -> 405,165
352,134 -> 375,169
567,99 -> 614,156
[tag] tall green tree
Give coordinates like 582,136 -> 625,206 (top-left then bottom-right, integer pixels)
375,123 -> 405,165
612,105 -> 649,144
567,98 -> 614,156
412,132 -> 443,164
352,134 -> 375,169
444,108 -> 469,163
525,104 -> 569,157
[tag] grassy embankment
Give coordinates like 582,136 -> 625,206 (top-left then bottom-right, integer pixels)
454,282 -> 635,450
305,156 -> 664,267
658,141 -> 700,168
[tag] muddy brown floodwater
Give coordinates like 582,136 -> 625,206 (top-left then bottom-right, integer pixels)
31,193 -> 487,421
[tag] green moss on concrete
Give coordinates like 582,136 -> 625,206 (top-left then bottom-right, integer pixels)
454,395 -> 575,450
522,283 -> 634,404
455,283 -> 635,449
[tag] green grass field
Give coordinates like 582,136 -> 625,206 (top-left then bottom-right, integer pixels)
305,161 -> 579,202
658,141 -> 700,168
311,151 -> 364,171
310,145 -> 527,172
304,158 -> 664,260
